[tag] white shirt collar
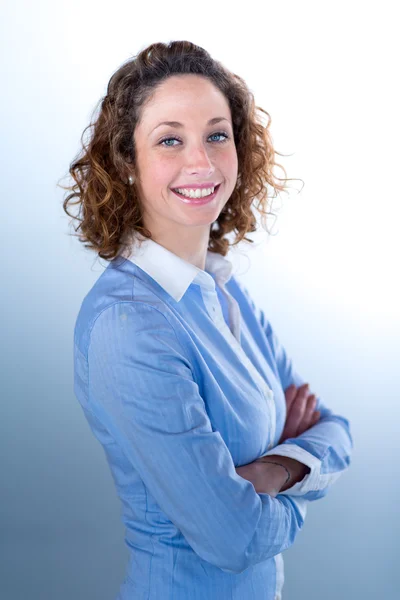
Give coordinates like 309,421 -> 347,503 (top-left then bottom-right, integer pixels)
122,234 -> 234,302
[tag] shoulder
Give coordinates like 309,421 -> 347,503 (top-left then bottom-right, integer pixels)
74,257 -> 179,358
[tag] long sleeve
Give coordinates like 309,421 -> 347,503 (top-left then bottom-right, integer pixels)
85,301 -> 307,574
241,286 -> 354,501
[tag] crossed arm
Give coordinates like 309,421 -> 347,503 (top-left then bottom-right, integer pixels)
85,298 -> 353,573
236,283 -> 354,503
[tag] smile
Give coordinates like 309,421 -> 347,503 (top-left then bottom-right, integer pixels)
171,184 -> 221,205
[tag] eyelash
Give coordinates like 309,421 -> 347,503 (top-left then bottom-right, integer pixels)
158,131 -> 230,147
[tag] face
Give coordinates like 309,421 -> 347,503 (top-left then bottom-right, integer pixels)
132,75 -> 238,246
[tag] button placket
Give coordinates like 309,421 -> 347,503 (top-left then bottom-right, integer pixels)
202,281 -> 277,449
218,318 -> 276,449
208,289 -> 231,330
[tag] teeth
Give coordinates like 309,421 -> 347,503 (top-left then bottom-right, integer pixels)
174,186 -> 215,198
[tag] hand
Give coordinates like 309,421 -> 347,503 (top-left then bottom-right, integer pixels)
278,383 -> 320,444
235,461 -> 288,497
236,383 -> 321,495
256,455 -> 311,492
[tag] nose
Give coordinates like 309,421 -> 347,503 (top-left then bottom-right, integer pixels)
182,142 -> 215,177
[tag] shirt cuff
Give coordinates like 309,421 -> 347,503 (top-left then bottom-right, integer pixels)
259,443 -> 321,496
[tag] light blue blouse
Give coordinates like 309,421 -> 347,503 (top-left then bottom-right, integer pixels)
73,235 -> 353,600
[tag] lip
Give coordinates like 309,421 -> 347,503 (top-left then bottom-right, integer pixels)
171,182 -> 220,190
171,183 -> 221,205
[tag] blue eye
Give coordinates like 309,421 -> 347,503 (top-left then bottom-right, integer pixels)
209,132 -> 229,143
160,137 -> 180,147
159,131 -> 229,147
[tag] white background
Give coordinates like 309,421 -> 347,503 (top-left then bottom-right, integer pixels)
1,1 -> 398,598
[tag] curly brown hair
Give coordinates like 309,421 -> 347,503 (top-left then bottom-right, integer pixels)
59,40 -> 300,262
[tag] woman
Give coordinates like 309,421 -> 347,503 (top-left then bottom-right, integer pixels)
61,40 -> 353,600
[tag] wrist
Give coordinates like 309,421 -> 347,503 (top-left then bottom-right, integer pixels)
260,460 -> 291,487
258,455 -> 310,492
255,461 -> 291,496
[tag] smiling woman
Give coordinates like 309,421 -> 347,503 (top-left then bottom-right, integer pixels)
59,40 -> 353,600
128,73 -> 239,268
58,39 -> 295,264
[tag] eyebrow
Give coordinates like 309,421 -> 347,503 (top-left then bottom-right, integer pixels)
151,117 -> 230,134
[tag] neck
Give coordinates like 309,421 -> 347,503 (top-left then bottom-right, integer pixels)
145,226 -> 211,271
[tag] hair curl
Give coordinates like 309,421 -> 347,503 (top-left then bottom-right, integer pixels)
59,40 -> 301,261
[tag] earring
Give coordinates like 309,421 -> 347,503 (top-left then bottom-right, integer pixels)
128,175 -> 135,185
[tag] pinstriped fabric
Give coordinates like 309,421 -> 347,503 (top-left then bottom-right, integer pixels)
73,237 -> 353,599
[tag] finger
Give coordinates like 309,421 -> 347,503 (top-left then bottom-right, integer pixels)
296,394 -> 316,435
284,384 -> 309,438
279,406 -> 320,444
285,382 -> 309,413
284,384 -> 297,414
301,393 -> 317,425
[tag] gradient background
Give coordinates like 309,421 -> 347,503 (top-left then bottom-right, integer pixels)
1,1 -> 399,598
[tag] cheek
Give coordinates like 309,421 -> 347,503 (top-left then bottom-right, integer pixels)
219,146 -> 238,174
218,152 -> 238,189
146,156 -> 176,188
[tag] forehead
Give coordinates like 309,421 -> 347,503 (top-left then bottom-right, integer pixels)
140,75 -> 231,123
